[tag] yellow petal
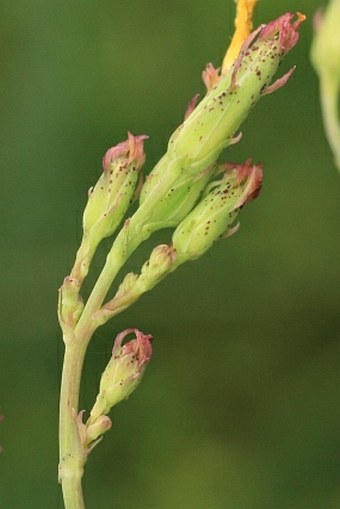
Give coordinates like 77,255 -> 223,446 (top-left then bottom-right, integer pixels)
222,0 -> 259,74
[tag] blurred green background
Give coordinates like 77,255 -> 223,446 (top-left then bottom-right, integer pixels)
1,0 -> 339,508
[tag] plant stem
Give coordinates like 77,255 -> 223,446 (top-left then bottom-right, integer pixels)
59,205 -> 155,507
59,231 -> 132,507
59,338 -> 89,509
320,74 -> 340,170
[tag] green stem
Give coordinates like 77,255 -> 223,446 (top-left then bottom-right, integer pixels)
59,230 -> 133,508
59,203 -> 156,508
75,208 -> 152,337
59,338 -> 90,509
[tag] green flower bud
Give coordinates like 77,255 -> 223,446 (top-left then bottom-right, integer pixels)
135,157 -> 217,234
172,160 -> 263,263
83,132 -> 147,243
85,416 -> 112,446
88,328 -> 153,425
58,276 -> 84,334
94,244 -> 176,323
70,133 -> 147,283
311,0 -> 340,170
168,13 -> 305,172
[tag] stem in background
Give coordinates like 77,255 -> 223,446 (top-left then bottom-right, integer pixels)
320,75 -> 340,170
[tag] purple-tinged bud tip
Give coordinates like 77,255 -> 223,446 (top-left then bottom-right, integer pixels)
223,159 -> 263,207
113,327 -> 153,370
202,63 -> 221,91
184,94 -> 200,120
102,132 -> 148,172
258,12 -> 306,55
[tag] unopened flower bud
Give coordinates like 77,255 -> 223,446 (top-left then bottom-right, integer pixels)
70,133 -> 148,284
172,160 -> 262,263
137,156 -> 217,233
168,13 -> 305,172
58,276 -> 84,332
88,329 -> 153,425
83,132 -> 147,243
94,245 -> 176,324
85,415 -> 112,446
140,243 -> 176,279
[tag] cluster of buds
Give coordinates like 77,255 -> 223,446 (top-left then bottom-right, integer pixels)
59,3 -> 305,467
124,13 -> 305,245
84,11 -> 305,324
59,11 -> 304,334
311,0 -> 340,171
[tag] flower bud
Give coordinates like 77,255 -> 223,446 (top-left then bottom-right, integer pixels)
137,156 -> 217,233
94,245 -> 176,323
85,415 -> 112,446
58,276 -> 84,333
172,160 -> 262,263
112,243 -> 176,309
83,133 -> 147,244
88,328 -> 153,425
168,13 -> 305,172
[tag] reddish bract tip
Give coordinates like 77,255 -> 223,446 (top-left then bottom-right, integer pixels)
225,159 -> 263,206
261,66 -> 296,96
184,94 -> 200,120
102,133 -> 148,172
113,328 -> 153,368
202,63 -> 221,91
259,12 -> 306,55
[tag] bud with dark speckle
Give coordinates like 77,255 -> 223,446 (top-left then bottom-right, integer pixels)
172,160 -> 263,264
